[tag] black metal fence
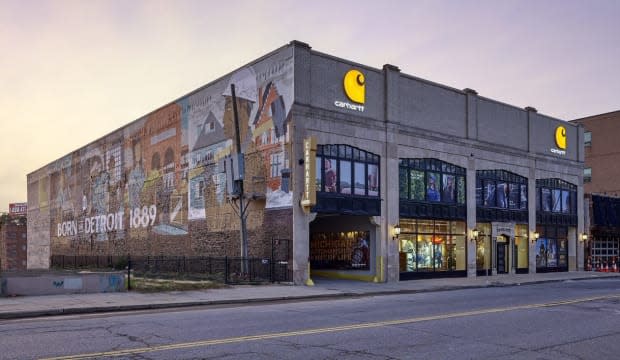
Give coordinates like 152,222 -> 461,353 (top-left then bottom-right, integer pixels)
50,254 -> 292,287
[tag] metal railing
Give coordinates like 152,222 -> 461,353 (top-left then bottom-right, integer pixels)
50,254 -> 292,287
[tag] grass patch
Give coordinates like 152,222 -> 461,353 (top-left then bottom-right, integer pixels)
128,276 -> 228,292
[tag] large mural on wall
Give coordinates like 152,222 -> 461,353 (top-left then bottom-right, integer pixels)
45,47 -> 294,250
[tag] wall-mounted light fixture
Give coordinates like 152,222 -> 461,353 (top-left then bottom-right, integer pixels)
531,232 -> 540,244
471,228 -> 479,243
581,233 -> 588,242
393,224 -> 401,240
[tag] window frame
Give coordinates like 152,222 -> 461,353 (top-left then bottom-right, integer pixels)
584,167 -> 592,183
476,170 -> 528,210
399,158 -> 466,205
536,179 -> 577,215
316,144 -> 380,198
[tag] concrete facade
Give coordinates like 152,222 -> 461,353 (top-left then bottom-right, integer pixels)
28,41 -> 584,284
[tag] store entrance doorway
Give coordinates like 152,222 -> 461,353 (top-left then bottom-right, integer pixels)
497,238 -> 509,274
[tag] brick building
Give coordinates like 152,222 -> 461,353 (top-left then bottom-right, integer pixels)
0,215 -> 27,271
571,110 -> 620,270
28,41 -> 585,284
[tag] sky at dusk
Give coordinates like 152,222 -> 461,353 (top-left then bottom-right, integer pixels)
1,0 -> 618,212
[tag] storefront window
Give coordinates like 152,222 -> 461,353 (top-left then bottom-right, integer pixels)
310,231 -> 371,270
399,159 -> 466,204
483,180 -> 496,206
442,174 -> 456,203
410,170 -> 425,201
354,162 -> 366,195
515,224 -> 529,270
399,167 -> 408,199
427,172 -> 441,202
536,179 -> 577,216
475,223 -> 492,273
398,219 -> 466,273
535,225 -> 568,271
520,185 -> 528,210
315,157 -> 322,191
368,164 -> 379,196
340,160 -> 351,194
316,145 -> 380,198
477,170 -> 527,210
542,188 -> 552,211
324,158 -> 337,193
457,176 -> 466,204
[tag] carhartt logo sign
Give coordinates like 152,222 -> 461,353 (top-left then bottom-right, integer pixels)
550,125 -> 567,155
334,69 -> 365,112
343,69 -> 365,104
555,126 -> 566,149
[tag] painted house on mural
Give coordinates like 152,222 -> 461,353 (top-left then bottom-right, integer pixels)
28,41 -> 585,285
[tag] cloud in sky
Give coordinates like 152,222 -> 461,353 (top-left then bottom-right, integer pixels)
0,0 -> 618,211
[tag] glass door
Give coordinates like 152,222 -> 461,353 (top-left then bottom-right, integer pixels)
497,240 -> 508,274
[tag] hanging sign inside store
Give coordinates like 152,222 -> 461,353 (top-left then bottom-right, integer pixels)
550,125 -> 567,155
334,69 -> 365,112
301,136 -> 317,211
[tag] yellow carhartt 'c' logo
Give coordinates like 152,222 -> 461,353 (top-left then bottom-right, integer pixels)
555,126 -> 567,150
343,70 -> 365,104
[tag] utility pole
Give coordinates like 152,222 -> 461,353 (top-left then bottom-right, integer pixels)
230,84 -> 249,271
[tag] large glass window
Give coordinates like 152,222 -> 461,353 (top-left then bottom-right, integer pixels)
316,145 -> 380,197
475,223 -> 492,273
536,179 -> 577,215
476,170 -> 527,209
515,224 -> 529,270
398,219 -> 466,272
399,159 -> 466,204
535,225 -> 568,271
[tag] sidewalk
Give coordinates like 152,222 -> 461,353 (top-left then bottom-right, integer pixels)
1,272 -> 618,320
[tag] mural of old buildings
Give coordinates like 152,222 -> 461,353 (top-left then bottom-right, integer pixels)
27,47 -> 294,268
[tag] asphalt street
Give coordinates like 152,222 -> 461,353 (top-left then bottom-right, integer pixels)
1,278 -> 619,360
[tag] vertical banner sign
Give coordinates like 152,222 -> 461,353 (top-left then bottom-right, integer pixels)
301,137 -> 317,211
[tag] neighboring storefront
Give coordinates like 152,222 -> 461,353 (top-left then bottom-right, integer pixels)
27,41 -> 585,284
586,195 -> 620,271
397,158 -> 467,279
534,179 -> 577,272
475,170 -> 529,275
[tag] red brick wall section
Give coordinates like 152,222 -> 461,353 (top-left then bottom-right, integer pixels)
0,222 -> 28,271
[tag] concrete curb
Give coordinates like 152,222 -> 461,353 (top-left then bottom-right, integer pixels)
1,274 -> 618,320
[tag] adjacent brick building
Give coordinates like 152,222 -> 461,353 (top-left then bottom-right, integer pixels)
0,215 -> 27,271
571,110 -> 620,270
